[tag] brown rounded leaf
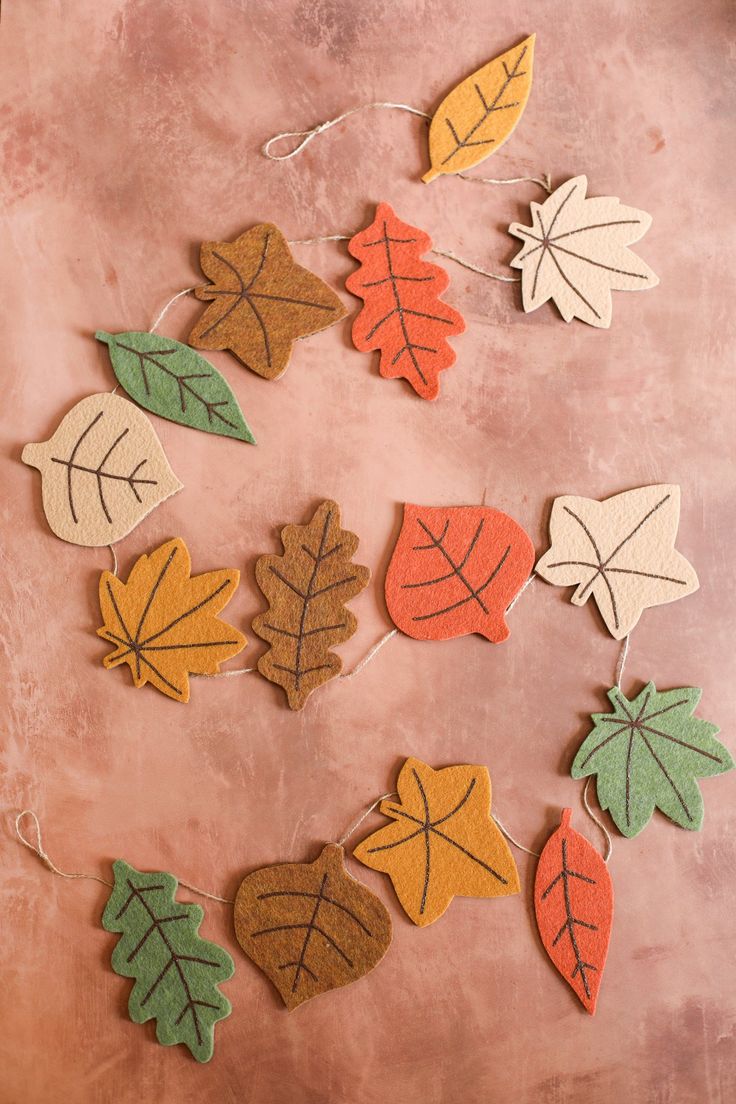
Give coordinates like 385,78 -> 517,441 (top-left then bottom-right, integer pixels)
234,844 -> 392,1011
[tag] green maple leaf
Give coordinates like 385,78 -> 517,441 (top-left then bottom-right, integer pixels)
102,860 -> 234,1062
572,683 -> 733,838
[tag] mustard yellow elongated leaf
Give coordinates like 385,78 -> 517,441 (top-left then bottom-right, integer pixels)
423,35 -> 535,183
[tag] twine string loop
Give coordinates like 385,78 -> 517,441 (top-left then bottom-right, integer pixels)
263,103 -> 431,161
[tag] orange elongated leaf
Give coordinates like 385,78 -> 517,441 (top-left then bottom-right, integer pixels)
423,35 -> 535,183
385,504 -> 534,641
234,844 -> 392,1011
188,224 -> 347,379
98,537 -> 246,702
353,758 -> 519,926
346,203 -> 465,400
253,500 -> 370,710
534,809 -> 613,1015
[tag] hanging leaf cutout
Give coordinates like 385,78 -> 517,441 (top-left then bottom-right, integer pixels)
384,504 -> 534,641
422,35 -> 535,183
509,175 -> 659,328
102,860 -> 234,1062
534,809 -> 613,1015
96,331 -> 255,443
345,203 -> 465,400
98,537 -> 246,702
188,223 -> 347,380
535,484 -> 699,639
234,844 -> 392,1011
353,758 -> 519,926
572,683 -> 733,838
253,500 -> 370,710
22,393 -> 182,547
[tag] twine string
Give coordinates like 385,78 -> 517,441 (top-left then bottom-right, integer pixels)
491,812 -> 540,857
262,103 -> 432,160
149,287 -> 197,334
459,170 -> 553,194
506,573 -> 536,614
108,544 -> 118,576
582,777 -> 613,863
336,792 -> 398,847
340,629 -> 398,679
614,633 -> 630,689
15,811 -> 234,903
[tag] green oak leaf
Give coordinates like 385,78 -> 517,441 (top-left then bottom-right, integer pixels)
572,682 -> 733,838
102,860 -> 234,1062
96,330 -> 255,443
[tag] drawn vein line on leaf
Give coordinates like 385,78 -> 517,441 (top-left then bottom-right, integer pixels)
265,507 -> 356,691
359,221 -> 457,386
367,770 -> 507,915
546,494 -> 674,630
102,544 -> 241,696
439,43 -> 529,166
406,517 -> 511,621
113,341 -> 239,431
50,410 -> 157,525
251,873 -> 363,993
115,878 -> 221,1048
540,838 -> 598,999
198,233 -> 340,369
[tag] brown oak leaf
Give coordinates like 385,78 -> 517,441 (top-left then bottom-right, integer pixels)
98,537 -> 246,702
252,500 -> 370,710
188,224 -> 347,379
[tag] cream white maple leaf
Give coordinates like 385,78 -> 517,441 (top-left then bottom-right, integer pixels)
535,484 -> 699,639
508,175 -> 659,328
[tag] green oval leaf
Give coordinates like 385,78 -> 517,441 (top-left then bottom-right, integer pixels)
102,859 -> 234,1062
96,330 -> 256,444
572,682 -> 734,838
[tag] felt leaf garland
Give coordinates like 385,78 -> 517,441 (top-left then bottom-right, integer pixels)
95,331 -> 255,443
253,500 -> 370,710
422,35 -> 535,183
384,504 -> 534,641
21,393 -> 182,547
188,224 -> 347,379
98,537 -> 246,702
535,484 -> 699,639
233,843 -> 392,1011
345,203 -> 465,400
353,758 -> 519,926
572,684 -> 732,837
102,860 -> 234,1062
508,175 -> 659,328
534,810 -> 613,1015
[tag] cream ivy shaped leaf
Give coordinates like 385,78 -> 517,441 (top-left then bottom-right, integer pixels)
535,484 -> 699,639
508,175 -> 659,328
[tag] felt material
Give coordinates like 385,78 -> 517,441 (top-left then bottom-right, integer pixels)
102,859 -> 234,1063
422,35 -> 535,183
98,537 -> 246,702
188,224 -> 347,380
534,809 -> 613,1016
509,175 -> 659,328
233,844 -> 392,1012
95,331 -> 255,444
253,500 -> 370,710
535,484 -> 699,639
353,757 -> 519,927
572,683 -> 733,838
345,203 -> 465,400
384,503 -> 534,641
22,392 -> 182,547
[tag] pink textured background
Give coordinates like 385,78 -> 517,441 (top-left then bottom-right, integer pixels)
2,2 -> 735,1101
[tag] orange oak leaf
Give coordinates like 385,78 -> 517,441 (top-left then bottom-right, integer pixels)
534,809 -> 614,1015
98,537 -> 246,702
384,504 -> 534,642
353,758 -> 520,926
189,224 -> 347,380
345,203 -> 465,400
253,500 -> 370,710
